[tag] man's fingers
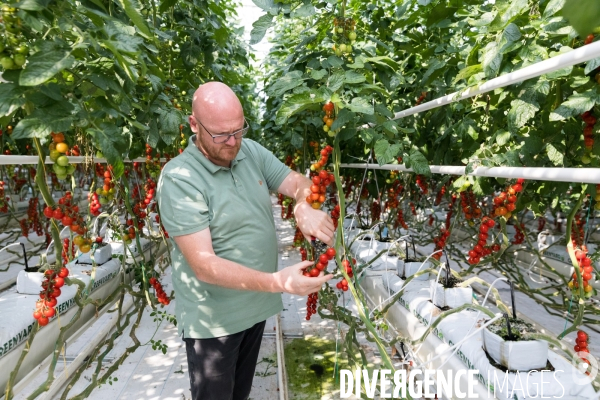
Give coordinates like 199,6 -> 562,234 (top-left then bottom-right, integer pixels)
295,260 -> 314,271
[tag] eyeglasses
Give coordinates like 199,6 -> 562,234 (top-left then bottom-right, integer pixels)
192,116 -> 249,144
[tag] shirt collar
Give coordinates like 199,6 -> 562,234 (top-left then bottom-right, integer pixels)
187,136 -> 246,174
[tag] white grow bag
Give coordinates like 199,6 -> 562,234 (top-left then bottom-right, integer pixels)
77,244 -> 113,265
482,327 -> 549,371
430,280 -> 473,308
401,260 -> 431,280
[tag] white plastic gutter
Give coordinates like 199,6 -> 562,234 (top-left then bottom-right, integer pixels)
0,156 -> 168,165
340,163 -> 600,184
391,41 -> 600,120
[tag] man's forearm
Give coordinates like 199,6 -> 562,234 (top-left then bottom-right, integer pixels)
190,253 -> 283,292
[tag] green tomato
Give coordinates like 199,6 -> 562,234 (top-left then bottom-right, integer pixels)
53,164 -> 67,175
96,188 -> 102,195
0,56 -> 14,70
96,151 -> 104,158
15,44 -> 28,55
582,155 -> 591,164
49,149 -> 61,162
339,44 -> 347,52
99,197 -> 108,205
180,140 -> 187,146
181,91 -> 187,96
323,125 -> 329,132
346,45 -> 353,52
66,164 -> 76,175
56,173 -> 67,181
348,31 -> 357,40
335,48 -> 342,57
56,155 -> 70,167
5,23 -> 20,34
328,130 -> 336,137
336,27 -> 344,33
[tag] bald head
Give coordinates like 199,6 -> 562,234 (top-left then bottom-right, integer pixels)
192,82 -> 243,122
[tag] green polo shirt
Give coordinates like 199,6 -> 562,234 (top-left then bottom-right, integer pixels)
156,138 -> 291,339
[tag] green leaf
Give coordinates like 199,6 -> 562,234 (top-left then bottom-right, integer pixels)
250,14 -> 273,45
252,0 -> 276,12
499,23 -> 521,53
328,70 -> 345,92
421,59 -> 444,84
507,99 -> 539,132
562,0 -> 600,37
494,0 -> 529,30
364,56 -> 399,71
338,127 -> 357,142
17,0 -> 48,11
347,97 -> 373,114
291,133 -> 303,149
453,64 -> 483,83
374,140 -> 401,165
157,108 -> 183,140
19,49 -> 75,86
310,69 -> 327,80
275,91 -> 326,125
88,124 -> 126,177
344,70 -> 366,84
382,120 -> 398,136
292,3 -> 315,17
585,57 -> 600,75
0,84 -> 26,117
145,119 -> 160,148
115,0 -> 152,39
330,108 -> 354,131
496,130 -> 511,146
159,0 -> 177,12
11,106 -> 73,140
267,71 -> 305,96
326,56 -> 344,68
481,42 -> 502,77
547,143 -> 564,166
543,0 -> 566,18
408,149 -> 431,176
549,89 -> 599,121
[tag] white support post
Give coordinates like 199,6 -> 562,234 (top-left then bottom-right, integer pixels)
340,163 -> 600,184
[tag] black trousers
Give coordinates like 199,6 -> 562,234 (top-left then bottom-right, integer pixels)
184,320 -> 266,400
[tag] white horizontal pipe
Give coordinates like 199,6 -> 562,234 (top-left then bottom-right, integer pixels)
392,41 -> 600,120
0,156 -> 168,165
340,163 -> 600,184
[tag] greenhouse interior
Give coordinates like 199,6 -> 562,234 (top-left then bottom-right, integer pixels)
1,0 -> 600,399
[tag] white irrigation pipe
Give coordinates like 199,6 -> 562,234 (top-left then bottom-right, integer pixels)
341,163 -> 600,184
0,156 -> 168,165
390,41 -> 600,121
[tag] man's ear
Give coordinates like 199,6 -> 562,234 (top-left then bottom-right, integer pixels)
188,115 -> 197,133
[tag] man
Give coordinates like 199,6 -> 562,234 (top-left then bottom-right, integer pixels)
156,81 -> 335,400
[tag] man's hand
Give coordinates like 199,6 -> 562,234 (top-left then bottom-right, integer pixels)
273,260 -> 333,296
294,201 -> 335,245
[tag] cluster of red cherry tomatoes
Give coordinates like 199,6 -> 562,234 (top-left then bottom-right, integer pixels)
306,169 -> 335,210
0,180 -> 7,213
335,259 -> 355,291
149,277 -> 170,305
581,111 -> 597,164
33,267 -> 69,326
568,246 -> 595,299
